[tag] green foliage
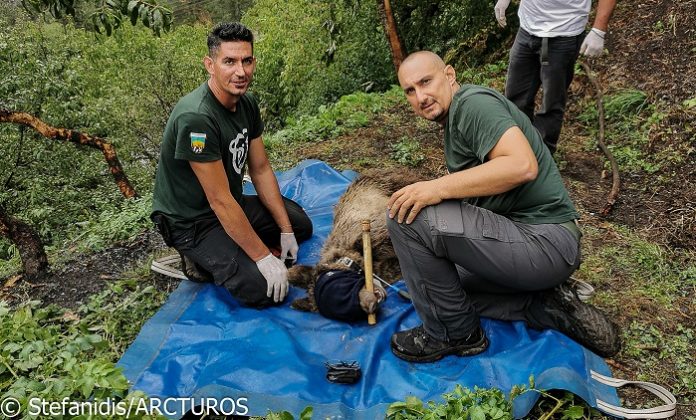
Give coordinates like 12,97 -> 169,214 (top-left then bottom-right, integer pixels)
63,194 -> 154,252
243,0 -> 394,129
576,224 -> 696,403
578,89 -> 673,174
457,60 -> 508,88
392,0 -> 513,70
0,277 -> 167,418
20,0 -> 172,36
386,384 -> 516,420
266,406 -> 313,420
603,89 -> 648,121
391,136 -> 425,167
0,241 -> 21,279
0,14 -> 208,272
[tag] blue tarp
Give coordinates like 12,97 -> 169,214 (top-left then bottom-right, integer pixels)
118,160 -> 619,419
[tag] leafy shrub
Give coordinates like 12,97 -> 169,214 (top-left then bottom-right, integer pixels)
0,279 -> 167,419
0,11 -> 208,264
392,0 -> 514,70
243,0 -> 394,129
391,136 -> 426,167
386,384 -> 515,420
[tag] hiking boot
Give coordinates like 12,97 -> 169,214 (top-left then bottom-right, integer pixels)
391,325 -> 488,363
539,283 -> 621,357
180,254 -> 213,283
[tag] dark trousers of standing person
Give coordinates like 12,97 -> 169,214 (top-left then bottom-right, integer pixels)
505,28 -> 584,154
153,195 -> 313,308
386,200 -> 581,342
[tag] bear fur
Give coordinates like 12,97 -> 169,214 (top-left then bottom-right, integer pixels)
288,168 -> 425,312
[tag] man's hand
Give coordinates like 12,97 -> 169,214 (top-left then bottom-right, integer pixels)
494,0 -> 511,27
388,180 -> 442,224
256,253 -> 289,302
280,232 -> 299,264
580,28 -> 606,57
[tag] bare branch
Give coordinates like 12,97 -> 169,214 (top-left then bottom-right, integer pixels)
581,62 -> 621,216
0,109 -> 138,199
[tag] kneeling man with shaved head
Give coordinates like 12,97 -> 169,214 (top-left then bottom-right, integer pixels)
386,51 -> 620,362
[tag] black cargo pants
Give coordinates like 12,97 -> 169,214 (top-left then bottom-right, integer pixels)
153,195 -> 312,307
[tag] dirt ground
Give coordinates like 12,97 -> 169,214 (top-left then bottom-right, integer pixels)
0,231 -> 176,308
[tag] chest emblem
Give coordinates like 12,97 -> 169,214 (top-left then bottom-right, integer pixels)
190,132 -> 206,154
229,128 -> 249,175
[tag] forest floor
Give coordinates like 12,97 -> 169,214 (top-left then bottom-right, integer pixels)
2,0 -> 694,418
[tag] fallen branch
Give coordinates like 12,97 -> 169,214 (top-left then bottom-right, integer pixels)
0,109 -> 138,199
580,62 -> 620,216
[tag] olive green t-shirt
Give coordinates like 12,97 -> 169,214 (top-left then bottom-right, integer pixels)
444,85 -> 578,224
152,82 -> 264,228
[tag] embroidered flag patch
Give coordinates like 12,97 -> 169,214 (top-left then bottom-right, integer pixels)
190,132 -> 206,154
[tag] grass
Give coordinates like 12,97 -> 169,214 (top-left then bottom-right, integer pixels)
574,224 -> 696,407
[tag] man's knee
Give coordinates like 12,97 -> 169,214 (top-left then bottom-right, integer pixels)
221,269 -> 275,308
385,210 -> 430,244
285,199 -> 313,242
292,213 -> 313,242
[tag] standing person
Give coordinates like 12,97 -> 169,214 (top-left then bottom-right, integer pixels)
386,51 -> 620,363
494,0 -> 616,154
151,22 -> 312,307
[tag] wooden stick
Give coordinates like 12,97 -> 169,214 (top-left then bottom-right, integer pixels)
580,62 -> 621,216
361,220 -> 377,325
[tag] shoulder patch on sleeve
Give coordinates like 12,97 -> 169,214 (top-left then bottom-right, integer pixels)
190,132 -> 207,154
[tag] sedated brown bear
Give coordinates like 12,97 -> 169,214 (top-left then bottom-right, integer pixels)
288,168 -> 425,320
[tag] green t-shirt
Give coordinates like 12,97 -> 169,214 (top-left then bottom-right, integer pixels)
444,85 -> 578,224
152,82 -> 264,228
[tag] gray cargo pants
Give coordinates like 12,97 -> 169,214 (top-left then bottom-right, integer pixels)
386,200 -> 581,342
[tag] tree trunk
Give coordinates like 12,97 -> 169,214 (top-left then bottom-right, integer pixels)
377,0 -> 407,73
0,203 -> 48,280
0,109 -> 138,199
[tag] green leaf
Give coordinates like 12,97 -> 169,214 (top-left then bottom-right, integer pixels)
562,405 -> 585,419
299,406 -> 313,420
153,9 -> 162,27
81,377 -> 95,398
279,411 -> 295,420
470,406 -> 486,420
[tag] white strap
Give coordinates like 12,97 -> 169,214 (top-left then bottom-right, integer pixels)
591,370 -> 677,419
151,254 -> 187,280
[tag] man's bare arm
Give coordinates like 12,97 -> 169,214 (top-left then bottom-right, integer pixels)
388,126 -> 538,223
592,0 -> 616,31
246,138 -> 293,233
190,160 -> 269,261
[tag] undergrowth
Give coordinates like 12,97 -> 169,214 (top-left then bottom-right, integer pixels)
0,276 -> 167,419
578,87 -> 692,175
576,224 -> 696,404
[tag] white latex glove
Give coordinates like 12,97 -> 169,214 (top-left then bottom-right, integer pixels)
256,253 -> 289,302
580,28 -> 606,57
494,0 -> 511,28
280,232 -> 299,264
